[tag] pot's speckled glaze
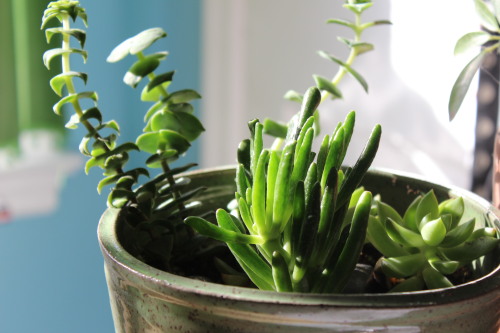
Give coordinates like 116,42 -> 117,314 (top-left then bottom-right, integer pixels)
98,166 -> 500,333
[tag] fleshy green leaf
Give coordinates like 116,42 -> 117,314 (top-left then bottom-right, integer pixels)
367,216 -> 409,258
438,197 -> 464,229
124,56 -> 161,88
403,195 -> 421,232
377,200 -> 404,226
343,3 -> 373,14
337,38 -> 374,55
145,150 -> 178,168
326,18 -> 355,29
150,110 -> 205,141
283,90 -> 303,103
494,0 -> 500,23
428,258 -> 460,275
45,28 -> 86,47
449,51 -> 487,121
313,75 -> 343,98
164,89 -> 202,104
420,218 -> 447,246
440,236 -> 500,261
136,130 -> 190,155
272,251 -> 293,292
454,31 -> 492,55
263,118 -> 288,139
108,189 -> 135,208
97,175 -> 120,194
53,91 -> 98,115
381,254 -> 426,278
416,190 -> 439,226
475,0 -> 500,31
80,107 -> 103,124
422,266 -> 453,290
107,28 -> 167,62
318,51 -> 368,93
43,48 -> 87,69
49,72 -> 88,96
186,216 -> 263,244
386,218 -> 426,248
147,71 -> 175,92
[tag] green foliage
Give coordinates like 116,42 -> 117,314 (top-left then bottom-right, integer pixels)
187,87 -> 382,293
369,190 -> 500,291
282,0 -> 390,106
449,0 -> 500,120
42,0 -> 208,273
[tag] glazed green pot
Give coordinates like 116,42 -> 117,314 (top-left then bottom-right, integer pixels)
98,166 -> 500,333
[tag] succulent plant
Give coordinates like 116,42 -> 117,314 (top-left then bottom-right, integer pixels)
41,1 -> 209,272
449,0 -> 500,119
187,87 -> 382,292
368,189 -> 500,291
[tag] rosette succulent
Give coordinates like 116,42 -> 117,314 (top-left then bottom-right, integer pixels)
368,190 -> 500,291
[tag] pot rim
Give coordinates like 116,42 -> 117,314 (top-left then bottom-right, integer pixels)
98,166 -> 500,308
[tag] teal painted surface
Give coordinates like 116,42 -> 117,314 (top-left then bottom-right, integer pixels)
0,1 -> 201,332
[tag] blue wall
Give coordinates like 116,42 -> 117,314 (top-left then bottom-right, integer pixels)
0,1 -> 201,332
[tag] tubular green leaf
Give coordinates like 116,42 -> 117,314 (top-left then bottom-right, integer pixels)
272,251 -> 293,292
266,151 -> 280,224
227,243 -> 274,290
313,75 -> 343,98
263,118 -> 288,139
252,150 -> 269,233
186,216 -> 263,244
272,144 -> 295,229
327,191 -> 372,292
337,124 -> 381,208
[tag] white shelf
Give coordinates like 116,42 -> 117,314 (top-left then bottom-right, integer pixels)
0,152 -> 81,222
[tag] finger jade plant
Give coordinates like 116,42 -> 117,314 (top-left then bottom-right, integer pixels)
41,0 -> 498,296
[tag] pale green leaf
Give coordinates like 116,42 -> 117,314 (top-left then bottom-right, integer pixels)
165,89 -> 201,104
386,218 -> 426,248
318,51 -> 368,92
421,218 -> 447,246
107,28 -> 167,63
50,72 -> 88,96
454,32 -> 492,55
475,0 -> 499,31
449,51 -> 487,121
43,48 -> 87,69
313,75 -> 343,98
53,91 -> 98,115
283,90 -> 303,103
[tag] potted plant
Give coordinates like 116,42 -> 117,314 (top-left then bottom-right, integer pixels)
42,0 -> 500,332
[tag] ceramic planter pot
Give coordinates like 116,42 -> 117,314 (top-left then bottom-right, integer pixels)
98,166 -> 500,333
